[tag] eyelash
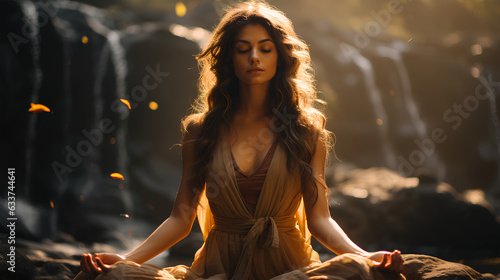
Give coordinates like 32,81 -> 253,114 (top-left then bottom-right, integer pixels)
237,49 -> 272,54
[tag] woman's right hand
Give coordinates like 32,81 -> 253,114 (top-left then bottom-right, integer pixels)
80,253 -> 125,275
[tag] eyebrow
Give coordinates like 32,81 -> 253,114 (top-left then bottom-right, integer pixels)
235,39 -> 273,44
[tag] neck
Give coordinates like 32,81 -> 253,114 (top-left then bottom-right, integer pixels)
236,82 -> 272,121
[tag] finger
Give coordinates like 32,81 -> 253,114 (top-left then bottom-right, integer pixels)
80,254 -> 88,273
80,254 -> 86,271
374,253 -> 388,270
387,252 -> 402,273
95,256 -> 111,272
380,253 -> 390,268
391,251 -> 402,267
82,254 -> 93,274
393,252 -> 404,272
87,254 -> 103,274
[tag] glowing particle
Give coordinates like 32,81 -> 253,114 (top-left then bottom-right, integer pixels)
120,213 -> 130,218
120,99 -> 132,110
28,103 -> 50,113
408,37 -> 413,42
50,201 -> 54,208
110,173 -> 124,180
110,137 -> 116,144
175,2 -> 187,17
470,66 -> 480,78
464,189 -> 485,205
149,101 -> 158,110
471,44 -> 482,56
376,118 -> 383,125
82,36 -> 88,44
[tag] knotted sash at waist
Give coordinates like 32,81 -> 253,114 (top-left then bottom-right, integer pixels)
212,215 -> 297,280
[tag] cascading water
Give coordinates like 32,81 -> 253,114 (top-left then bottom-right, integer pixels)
348,47 -> 398,169
21,0 -> 43,199
374,42 -> 446,179
76,2 -> 132,211
477,72 -> 500,194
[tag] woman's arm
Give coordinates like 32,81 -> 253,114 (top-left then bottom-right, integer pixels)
303,135 -> 368,256
80,120 -> 204,274
303,134 -> 403,272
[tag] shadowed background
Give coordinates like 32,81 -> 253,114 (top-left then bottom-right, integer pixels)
1,0 -> 500,277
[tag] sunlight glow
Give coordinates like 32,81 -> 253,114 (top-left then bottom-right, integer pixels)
471,44 -> 482,56
175,2 -> 187,17
149,101 -> 159,110
470,66 -> 480,78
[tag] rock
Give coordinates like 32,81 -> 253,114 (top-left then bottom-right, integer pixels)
402,254 -> 483,280
0,244 -> 37,280
327,167 -> 500,258
482,273 -> 499,280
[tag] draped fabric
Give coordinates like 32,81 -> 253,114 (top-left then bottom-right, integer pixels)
73,126 -> 404,280
190,125 -> 320,279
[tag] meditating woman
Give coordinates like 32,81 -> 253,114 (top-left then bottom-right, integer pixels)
75,1 -> 404,279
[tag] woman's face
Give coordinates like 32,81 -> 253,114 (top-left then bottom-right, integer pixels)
232,24 -> 278,86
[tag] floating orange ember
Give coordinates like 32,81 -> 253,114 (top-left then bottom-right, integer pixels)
50,200 -> 54,208
120,99 -> 132,110
110,172 -> 124,180
28,103 -> 50,113
120,213 -> 130,218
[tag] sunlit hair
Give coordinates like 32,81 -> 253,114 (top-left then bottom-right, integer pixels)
181,0 -> 335,205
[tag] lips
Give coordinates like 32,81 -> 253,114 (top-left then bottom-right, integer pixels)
247,67 -> 263,73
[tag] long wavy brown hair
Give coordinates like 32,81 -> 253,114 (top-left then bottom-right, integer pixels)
181,0 -> 335,205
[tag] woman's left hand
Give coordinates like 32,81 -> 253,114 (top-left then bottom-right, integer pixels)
365,250 -> 404,274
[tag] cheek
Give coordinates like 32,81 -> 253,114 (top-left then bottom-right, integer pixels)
233,56 -> 246,72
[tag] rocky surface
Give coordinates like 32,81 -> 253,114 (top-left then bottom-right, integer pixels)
402,254 -> 488,280
310,166 -> 500,274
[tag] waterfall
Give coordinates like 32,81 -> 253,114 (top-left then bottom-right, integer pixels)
59,1 -> 133,211
50,12 -> 74,195
347,46 -> 398,169
21,0 -> 42,199
375,42 -> 446,179
478,73 -> 500,194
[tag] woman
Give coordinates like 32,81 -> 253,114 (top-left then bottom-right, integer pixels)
75,1 -> 404,279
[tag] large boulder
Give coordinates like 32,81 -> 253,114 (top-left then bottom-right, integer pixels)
322,167 -> 500,260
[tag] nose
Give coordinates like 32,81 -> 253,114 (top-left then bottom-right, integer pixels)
249,49 -> 260,64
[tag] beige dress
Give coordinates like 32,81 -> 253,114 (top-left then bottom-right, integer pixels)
75,127 -> 403,280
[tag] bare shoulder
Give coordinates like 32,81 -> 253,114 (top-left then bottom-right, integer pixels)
183,115 -> 203,141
